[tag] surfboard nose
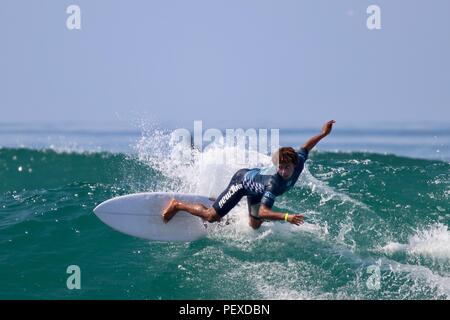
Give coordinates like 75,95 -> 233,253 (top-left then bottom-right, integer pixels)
93,199 -> 110,216
93,204 -> 100,215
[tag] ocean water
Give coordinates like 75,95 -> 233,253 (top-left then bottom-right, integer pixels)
0,122 -> 449,299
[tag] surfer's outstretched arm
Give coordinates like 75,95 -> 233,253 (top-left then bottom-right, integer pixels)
258,204 -> 304,226
302,120 -> 335,151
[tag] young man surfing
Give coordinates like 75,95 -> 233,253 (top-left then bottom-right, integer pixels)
162,120 -> 336,229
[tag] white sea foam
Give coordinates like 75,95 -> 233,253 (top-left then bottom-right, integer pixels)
379,257 -> 450,298
134,125 -> 271,197
381,223 -> 450,261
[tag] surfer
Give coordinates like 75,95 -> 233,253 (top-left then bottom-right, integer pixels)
162,120 -> 336,229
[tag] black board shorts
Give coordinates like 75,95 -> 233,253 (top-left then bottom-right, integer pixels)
212,169 -> 263,219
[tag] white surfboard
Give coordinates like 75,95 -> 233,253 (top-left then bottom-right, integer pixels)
93,192 -> 214,242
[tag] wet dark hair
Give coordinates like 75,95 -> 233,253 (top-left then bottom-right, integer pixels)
272,147 -> 299,166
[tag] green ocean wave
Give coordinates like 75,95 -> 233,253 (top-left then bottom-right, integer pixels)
0,147 -> 449,299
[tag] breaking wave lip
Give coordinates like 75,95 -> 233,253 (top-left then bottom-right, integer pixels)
380,223 -> 450,262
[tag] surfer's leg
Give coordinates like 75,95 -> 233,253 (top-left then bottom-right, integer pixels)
249,215 -> 263,229
162,199 -> 178,222
174,201 -> 220,222
247,197 -> 263,230
162,199 -> 220,223
163,168 -> 248,223
210,169 -> 248,221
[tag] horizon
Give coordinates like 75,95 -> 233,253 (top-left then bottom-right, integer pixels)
1,119 -> 450,130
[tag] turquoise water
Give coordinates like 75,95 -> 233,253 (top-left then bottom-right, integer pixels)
0,125 -> 449,299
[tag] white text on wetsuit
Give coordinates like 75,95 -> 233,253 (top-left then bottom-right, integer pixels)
218,184 -> 243,208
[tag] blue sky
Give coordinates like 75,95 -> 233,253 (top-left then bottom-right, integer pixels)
1,0 -> 449,129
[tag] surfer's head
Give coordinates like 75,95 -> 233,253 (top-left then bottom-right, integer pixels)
272,147 -> 299,180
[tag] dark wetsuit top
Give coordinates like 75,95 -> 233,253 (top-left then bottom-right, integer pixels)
212,147 -> 309,217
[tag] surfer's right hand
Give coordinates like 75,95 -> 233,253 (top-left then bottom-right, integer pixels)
288,214 -> 304,226
321,120 -> 336,136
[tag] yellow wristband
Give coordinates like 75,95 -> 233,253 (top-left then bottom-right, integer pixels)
284,213 -> 289,222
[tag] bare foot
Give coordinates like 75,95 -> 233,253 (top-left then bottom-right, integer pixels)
162,199 -> 179,223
